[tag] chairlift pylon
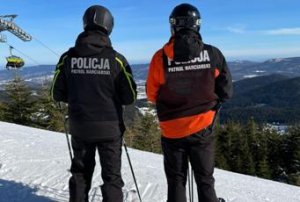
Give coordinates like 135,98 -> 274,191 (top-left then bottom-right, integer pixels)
0,15 -> 32,41
0,32 -> 6,42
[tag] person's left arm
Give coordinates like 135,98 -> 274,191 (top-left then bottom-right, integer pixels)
115,54 -> 137,105
213,47 -> 233,103
50,53 -> 68,102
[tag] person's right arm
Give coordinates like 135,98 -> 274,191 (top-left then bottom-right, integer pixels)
146,50 -> 165,104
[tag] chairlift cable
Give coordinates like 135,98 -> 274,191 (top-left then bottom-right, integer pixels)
32,36 -> 60,58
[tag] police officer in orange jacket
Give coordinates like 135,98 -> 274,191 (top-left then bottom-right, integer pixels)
146,3 -> 233,202
51,5 -> 137,202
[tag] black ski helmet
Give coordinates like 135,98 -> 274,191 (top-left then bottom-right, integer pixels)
83,5 -> 114,35
169,3 -> 201,33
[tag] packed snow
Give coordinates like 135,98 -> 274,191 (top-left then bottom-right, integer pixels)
0,121 -> 299,202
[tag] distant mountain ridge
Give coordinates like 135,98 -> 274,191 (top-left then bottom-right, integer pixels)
228,57 -> 300,81
1,56 -> 300,84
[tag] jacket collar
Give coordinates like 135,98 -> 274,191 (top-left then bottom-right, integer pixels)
74,30 -> 112,56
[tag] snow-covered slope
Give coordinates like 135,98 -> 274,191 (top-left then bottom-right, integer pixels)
0,122 -> 299,202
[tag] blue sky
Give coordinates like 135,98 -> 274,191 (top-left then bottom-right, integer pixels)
1,0 -> 300,67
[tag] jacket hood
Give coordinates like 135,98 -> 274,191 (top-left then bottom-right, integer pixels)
163,29 -> 203,61
73,30 -> 112,57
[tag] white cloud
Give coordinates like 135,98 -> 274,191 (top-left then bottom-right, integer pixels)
226,25 -> 246,34
223,47 -> 300,59
263,28 -> 300,35
226,25 -> 300,36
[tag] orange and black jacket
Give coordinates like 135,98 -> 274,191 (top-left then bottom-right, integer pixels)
146,30 -> 233,139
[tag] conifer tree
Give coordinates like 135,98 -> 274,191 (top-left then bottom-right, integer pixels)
124,113 -> 140,147
265,127 -> 285,180
215,123 -> 232,170
2,76 -> 35,126
33,84 -> 65,132
256,125 -> 271,179
257,157 -> 271,179
0,101 -> 6,121
244,118 -> 259,171
131,109 -> 161,153
226,122 -> 245,172
284,125 -> 300,185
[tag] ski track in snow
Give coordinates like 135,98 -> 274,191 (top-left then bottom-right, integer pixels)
0,121 -> 300,202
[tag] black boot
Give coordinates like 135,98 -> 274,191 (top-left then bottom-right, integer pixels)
218,198 -> 226,202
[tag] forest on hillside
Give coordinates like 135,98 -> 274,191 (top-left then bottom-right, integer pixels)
220,74 -> 300,124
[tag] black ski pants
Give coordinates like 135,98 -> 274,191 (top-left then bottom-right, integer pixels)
69,136 -> 124,202
161,129 -> 218,202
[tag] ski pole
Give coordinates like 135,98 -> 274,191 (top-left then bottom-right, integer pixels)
63,115 -> 73,162
187,161 -> 194,202
191,167 -> 194,202
57,102 -> 73,163
187,164 -> 192,202
123,139 -> 142,202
